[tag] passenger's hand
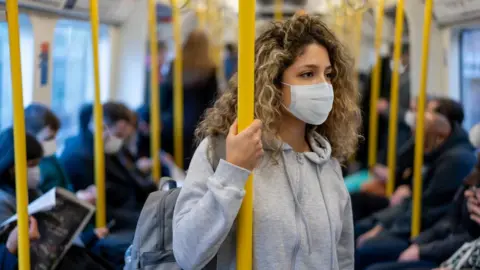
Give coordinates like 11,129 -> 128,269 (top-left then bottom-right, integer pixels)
226,119 -> 264,171
136,157 -> 153,173
7,217 -> 41,254
371,165 -> 388,182
466,188 -> 480,225
94,227 -> 109,239
356,225 -> 383,248
76,185 -> 97,205
398,244 -> 420,262
390,185 -> 411,206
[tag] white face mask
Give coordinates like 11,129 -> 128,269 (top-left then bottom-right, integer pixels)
404,110 -> 416,128
390,60 -> 407,74
104,135 -> 124,154
469,123 -> 480,148
42,139 -> 57,157
282,82 -> 334,125
27,166 -> 41,188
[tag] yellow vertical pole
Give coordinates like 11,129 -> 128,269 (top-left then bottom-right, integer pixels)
149,0 -> 161,181
237,0 -> 255,269
367,0 -> 385,168
274,0 -> 283,21
386,0 -> 405,197
172,0 -> 184,169
353,11 -> 364,83
196,7 -> 207,29
216,7 -> 225,82
6,1 -> 31,269
334,13 -> 344,43
411,0 -> 433,238
206,0 -> 216,65
90,0 -> 106,228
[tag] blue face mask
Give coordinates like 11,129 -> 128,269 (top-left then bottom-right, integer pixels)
282,82 -> 334,125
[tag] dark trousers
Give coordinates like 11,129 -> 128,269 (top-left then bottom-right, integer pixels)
351,192 -> 390,222
355,232 -> 410,270
365,261 -> 437,270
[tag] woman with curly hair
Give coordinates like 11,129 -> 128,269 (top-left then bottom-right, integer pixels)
173,14 -> 360,270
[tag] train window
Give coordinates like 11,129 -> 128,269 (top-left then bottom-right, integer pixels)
460,29 -> 480,130
0,14 -> 34,129
52,20 -> 111,144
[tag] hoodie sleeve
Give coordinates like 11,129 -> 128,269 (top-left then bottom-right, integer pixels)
173,138 -> 251,270
337,196 -> 354,270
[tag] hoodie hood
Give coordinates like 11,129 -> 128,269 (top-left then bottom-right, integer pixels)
0,128 -> 43,188
425,123 -> 474,163
268,132 -> 332,164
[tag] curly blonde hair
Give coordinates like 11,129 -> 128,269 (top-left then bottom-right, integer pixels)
196,15 -> 360,161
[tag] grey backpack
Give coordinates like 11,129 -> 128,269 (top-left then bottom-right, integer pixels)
124,138 -> 225,270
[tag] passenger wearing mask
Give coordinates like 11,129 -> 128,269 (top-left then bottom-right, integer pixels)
24,103 -> 110,244
363,152 -> 480,270
355,108 -> 476,269
24,103 -> 96,203
157,29 -> 218,169
352,97 -> 465,221
173,15 -> 359,269
60,102 -> 156,232
0,129 -> 112,270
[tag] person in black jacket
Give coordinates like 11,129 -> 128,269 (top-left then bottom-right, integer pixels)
153,29 -> 218,170
0,128 -> 113,270
357,43 -> 411,169
362,154 -> 480,270
60,103 -> 157,232
352,97 -> 466,221
355,111 -> 477,269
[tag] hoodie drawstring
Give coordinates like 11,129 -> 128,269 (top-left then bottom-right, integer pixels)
282,151 -> 313,255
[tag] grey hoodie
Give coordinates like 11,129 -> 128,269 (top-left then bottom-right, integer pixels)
173,133 -> 354,270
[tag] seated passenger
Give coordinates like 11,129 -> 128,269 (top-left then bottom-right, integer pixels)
60,102 -> 157,231
24,103 -> 96,203
363,154 -> 480,270
0,128 -> 112,270
134,104 -> 183,180
352,97 -> 466,221
173,15 -> 358,269
355,111 -> 476,269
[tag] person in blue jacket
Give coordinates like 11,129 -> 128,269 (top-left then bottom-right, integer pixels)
0,128 -> 113,269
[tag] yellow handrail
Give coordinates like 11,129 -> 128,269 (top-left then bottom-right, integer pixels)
274,0 -> 283,21
148,0 -> 161,182
412,0 -> 434,238
236,0 -> 255,269
386,0 -> 405,197
172,0 -> 184,169
367,0 -> 385,168
90,0 -> 106,228
6,1 -> 31,268
353,11 -> 364,85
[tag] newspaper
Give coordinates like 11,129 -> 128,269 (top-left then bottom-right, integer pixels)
1,187 -> 95,270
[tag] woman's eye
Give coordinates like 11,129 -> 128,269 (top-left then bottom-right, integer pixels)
325,73 -> 333,79
300,72 -> 314,78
